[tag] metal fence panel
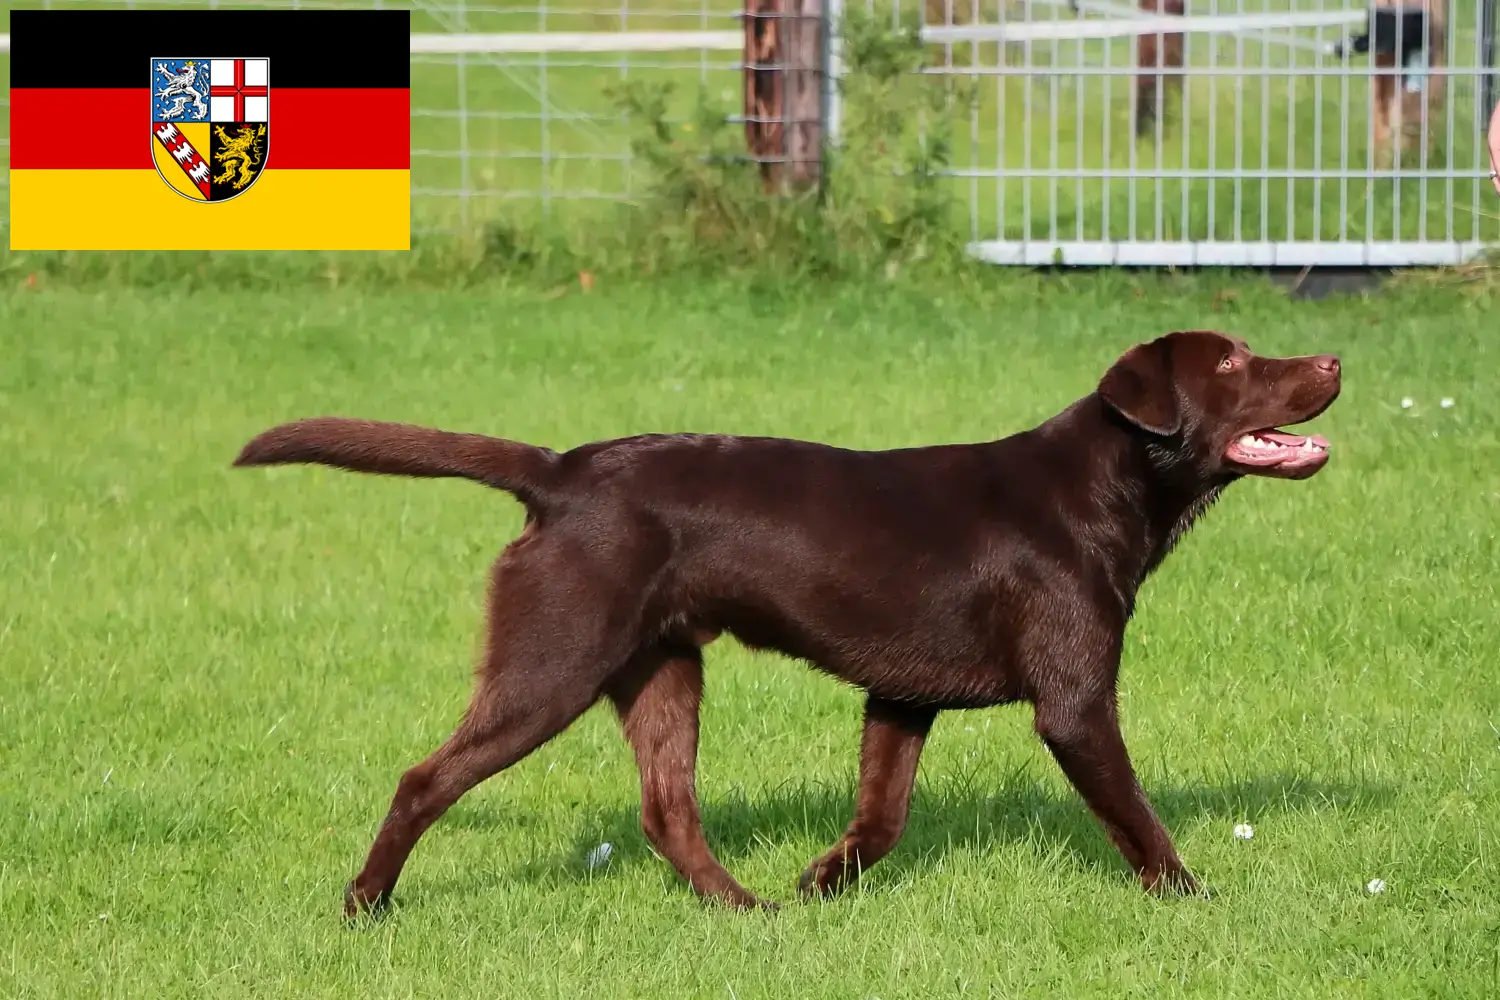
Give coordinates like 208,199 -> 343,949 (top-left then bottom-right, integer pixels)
904,0 -> 1499,264
0,0 -> 742,237
1,0 -> 1494,262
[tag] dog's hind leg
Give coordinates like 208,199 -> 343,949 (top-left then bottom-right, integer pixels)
344,530 -> 660,918
797,697 -> 937,899
606,644 -> 772,910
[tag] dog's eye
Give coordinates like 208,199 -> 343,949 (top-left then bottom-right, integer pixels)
1217,356 -> 1237,373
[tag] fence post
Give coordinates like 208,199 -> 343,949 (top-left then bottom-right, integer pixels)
785,0 -> 824,188
743,0 -> 824,191
744,0 -> 783,190
824,0 -> 843,148
1482,0 -> 1497,126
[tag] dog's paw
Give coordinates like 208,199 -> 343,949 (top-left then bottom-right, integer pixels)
796,861 -> 852,900
342,880 -> 391,923
1141,866 -> 1203,899
711,887 -> 779,912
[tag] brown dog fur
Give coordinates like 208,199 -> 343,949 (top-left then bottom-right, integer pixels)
233,331 -> 1341,915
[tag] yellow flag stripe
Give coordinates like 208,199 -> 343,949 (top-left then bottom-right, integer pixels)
9,169 -> 411,251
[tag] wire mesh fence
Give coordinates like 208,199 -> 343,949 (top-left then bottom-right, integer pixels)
910,0 -> 1500,264
1,0 -> 1496,261
0,0 -> 744,236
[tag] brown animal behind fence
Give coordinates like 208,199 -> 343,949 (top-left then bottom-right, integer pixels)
1135,0 -> 1185,136
1370,0 -> 1448,165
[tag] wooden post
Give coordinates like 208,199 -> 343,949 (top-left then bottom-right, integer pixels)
743,0 -> 822,193
784,0 -> 823,189
1484,0 -> 1497,121
744,0 -> 784,192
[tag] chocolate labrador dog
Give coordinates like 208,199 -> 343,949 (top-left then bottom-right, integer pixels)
233,329 -> 1340,916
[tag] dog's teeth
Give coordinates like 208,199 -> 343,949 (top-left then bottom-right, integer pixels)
1239,435 -> 1256,447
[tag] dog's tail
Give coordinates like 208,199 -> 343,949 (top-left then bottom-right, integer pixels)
232,417 -> 560,508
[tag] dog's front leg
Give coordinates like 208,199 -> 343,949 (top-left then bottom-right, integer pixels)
1033,692 -> 1196,895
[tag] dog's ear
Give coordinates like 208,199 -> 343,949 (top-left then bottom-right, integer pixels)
1098,337 -> 1181,436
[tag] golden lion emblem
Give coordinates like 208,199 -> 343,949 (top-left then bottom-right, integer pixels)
212,123 -> 267,191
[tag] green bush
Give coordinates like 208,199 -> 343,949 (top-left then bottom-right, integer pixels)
596,6 -> 976,280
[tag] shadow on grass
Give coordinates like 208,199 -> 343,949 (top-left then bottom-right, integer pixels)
425,769 -> 1395,906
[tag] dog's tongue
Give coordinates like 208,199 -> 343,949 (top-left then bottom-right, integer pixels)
1257,430 -> 1330,448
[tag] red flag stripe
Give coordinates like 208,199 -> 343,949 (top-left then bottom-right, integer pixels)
11,87 -> 410,170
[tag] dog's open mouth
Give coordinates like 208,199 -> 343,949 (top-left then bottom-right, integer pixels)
1224,429 -> 1330,477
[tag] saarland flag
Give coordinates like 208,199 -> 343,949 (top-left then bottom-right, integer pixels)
9,9 -> 411,251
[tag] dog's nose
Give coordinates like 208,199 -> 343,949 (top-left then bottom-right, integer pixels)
1314,354 -> 1340,375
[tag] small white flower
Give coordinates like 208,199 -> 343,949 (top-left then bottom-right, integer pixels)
1233,822 -> 1254,840
1400,397 -> 1414,409
585,842 -> 614,870
1440,397 -> 1454,409
1366,878 -> 1387,894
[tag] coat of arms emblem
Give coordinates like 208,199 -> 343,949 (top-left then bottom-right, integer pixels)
150,57 -> 269,202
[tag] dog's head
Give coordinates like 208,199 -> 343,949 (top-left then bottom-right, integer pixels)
1098,330 -> 1341,480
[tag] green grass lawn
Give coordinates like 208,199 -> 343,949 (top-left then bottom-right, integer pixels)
2,270 -> 1498,997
